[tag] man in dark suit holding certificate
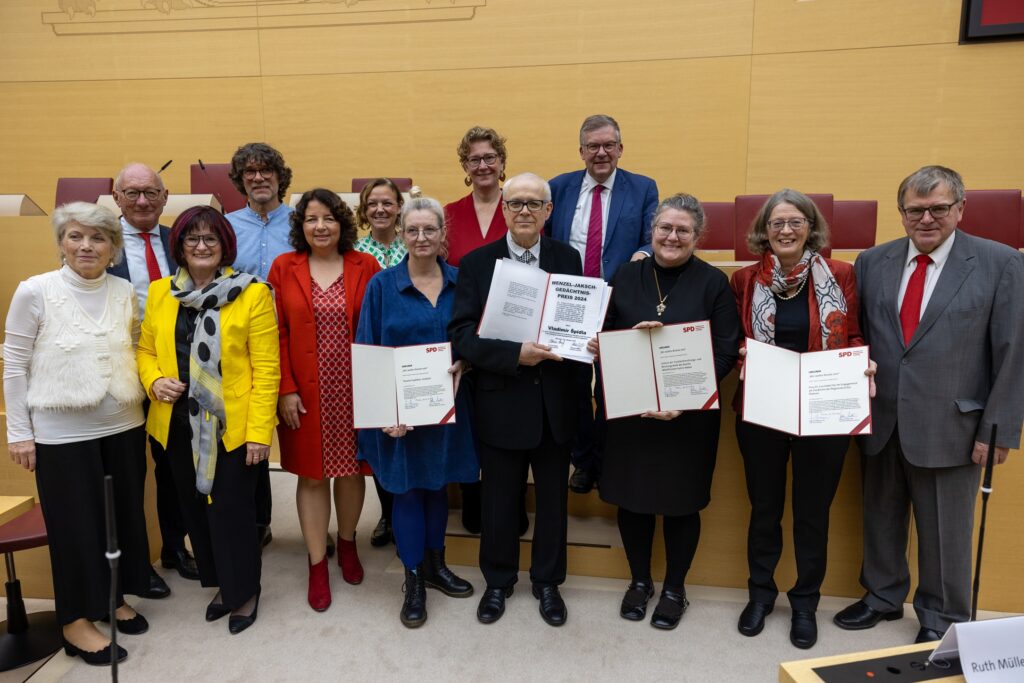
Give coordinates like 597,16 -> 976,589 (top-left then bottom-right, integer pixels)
546,114 -> 659,494
449,172 -> 584,627
836,165 -> 1024,643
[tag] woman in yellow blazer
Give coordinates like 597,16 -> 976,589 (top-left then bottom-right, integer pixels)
137,206 -> 279,636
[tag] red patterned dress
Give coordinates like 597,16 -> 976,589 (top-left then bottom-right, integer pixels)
312,276 -> 360,477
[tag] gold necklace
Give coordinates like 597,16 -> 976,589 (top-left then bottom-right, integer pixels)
775,276 -> 808,301
652,266 -> 668,316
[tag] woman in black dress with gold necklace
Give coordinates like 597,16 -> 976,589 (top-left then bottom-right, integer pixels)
589,193 -> 739,630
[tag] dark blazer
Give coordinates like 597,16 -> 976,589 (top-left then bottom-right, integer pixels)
108,225 -> 175,280
448,236 -> 584,450
855,231 -> 1024,466
545,168 -> 658,283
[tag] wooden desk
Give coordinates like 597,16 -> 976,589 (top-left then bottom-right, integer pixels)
780,642 -> 962,682
0,495 -> 34,527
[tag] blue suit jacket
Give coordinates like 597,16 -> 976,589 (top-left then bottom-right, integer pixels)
545,168 -> 658,282
107,225 -> 176,281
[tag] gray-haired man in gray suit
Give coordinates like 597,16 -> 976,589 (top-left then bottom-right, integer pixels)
835,165 -> 1024,644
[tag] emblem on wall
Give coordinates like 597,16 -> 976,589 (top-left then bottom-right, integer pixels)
43,0 -> 486,35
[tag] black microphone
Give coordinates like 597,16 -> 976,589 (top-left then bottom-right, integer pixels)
970,423 -> 997,622
103,475 -> 120,679
158,159 -> 173,174
197,159 -> 226,214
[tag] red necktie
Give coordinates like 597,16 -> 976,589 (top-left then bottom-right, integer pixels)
583,184 -> 604,278
899,254 -> 932,344
138,232 -> 163,283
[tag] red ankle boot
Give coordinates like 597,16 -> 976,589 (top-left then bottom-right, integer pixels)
308,555 -> 332,611
337,534 -> 364,585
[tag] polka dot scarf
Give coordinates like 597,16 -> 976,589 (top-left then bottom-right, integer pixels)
171,268 -> 265,495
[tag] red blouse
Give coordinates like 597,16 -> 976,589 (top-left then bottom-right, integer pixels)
443,192 -> 508,266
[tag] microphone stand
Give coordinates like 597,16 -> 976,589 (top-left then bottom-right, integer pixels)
104,475 -> 120,682
970,423 -> 997,622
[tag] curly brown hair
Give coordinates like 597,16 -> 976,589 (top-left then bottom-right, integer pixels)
289,189 -> 358,254
457,126 -> 508,166
228,142 -> 292,202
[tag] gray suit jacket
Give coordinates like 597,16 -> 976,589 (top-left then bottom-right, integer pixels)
854,231 -> 1024,467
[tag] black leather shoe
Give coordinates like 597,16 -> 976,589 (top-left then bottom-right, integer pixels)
206,593 -> 231,622
532,584 -> 567,627
650,589 -> 689,630
422,547 -> 473,597
63,638 -> 127,666
259,526 -> 273,549
100,611 -> 149,635
915,627 -> 944,643
790,610 -> 817,649
569,466 -> 595,494
370,516 -> 393,547
738,600 -> 774,637
137,569 -> 171,600
834,600 -> 903,630
325,533 -> 336,558
620,580 -> 655,621
228,588 -> 260,635
477,585 -> 513,624
161,548 -> 200,581
400,567 -> 427,628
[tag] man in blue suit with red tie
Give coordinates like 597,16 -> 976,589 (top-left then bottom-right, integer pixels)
546,114 -> 659,492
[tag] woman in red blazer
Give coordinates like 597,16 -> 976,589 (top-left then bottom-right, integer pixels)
729,189 -> 873,650
267,189 -> 380,612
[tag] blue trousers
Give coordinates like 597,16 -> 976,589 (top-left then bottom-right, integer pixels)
392,486 -> 449,569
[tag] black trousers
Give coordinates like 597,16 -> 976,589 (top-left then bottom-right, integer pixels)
255,458 -> 272,529
156,424 -> 261,609
373,475 -> 393,524
478,423 -> 570,588
735,417 -> 848,611
617,507 -> 701,593
570,364 -> 606,476
149,434 -> 188,557
34,426 -> 151,625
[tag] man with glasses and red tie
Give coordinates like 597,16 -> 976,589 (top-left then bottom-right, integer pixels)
110,162 -> 200,593
226,142 -> 296,550
545,115 -> 659,494
837,165 -> 1024,644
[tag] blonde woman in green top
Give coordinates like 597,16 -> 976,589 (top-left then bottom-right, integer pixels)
354,177 -> 407,270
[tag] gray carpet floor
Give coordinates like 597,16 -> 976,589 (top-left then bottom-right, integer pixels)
5,471 -> 1007,682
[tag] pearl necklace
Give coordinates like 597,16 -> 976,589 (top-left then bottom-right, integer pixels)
775,276 -> 808,301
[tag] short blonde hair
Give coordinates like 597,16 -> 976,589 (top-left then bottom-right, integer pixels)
52,202 -> 125,266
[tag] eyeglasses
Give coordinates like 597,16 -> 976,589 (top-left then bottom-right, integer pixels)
768,218 -> 810,232
242,167 -> 274,180
901,203 -> 958,222
403,227 -> 440,239
504,199 -> 547,213
117,188 -> 163,202
464,154 -> 500,168
654,224 -> 695,241
583,141 -> 620,155
183,234 -> 221,248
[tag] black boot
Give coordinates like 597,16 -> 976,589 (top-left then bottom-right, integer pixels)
422,547 -> 474,597
400,567 -> 427,628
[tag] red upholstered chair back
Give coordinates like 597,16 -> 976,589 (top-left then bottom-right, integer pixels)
698,201 -> 735,251
55,177 -> 113,208
351,177 -> 413,193
832,200 -> 878,250
734,193 -> 833,260
958,189 -> 1022,249
189,163 -> 247,213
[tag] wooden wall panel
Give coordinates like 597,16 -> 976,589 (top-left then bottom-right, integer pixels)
752,0 -> 962,53
746,42 -> 1024,244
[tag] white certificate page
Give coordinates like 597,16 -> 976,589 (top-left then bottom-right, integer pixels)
598,328 -> 659,419
537,274 -> 610,363
650,322 -> 719,412
477,259 -> 549,344
351,344 -> 398,429
799,345 -> 871,436
742,338 -> 801,435
394,343 -> 456,427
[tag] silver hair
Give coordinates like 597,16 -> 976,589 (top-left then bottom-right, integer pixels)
579,114 -> 621,146
652,193 -> 707,242
502,172 -> 552,201
114,162 -> 165,192
52,201 -> 125,266
400,196 -> 446,230
897,165 -> 965,207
